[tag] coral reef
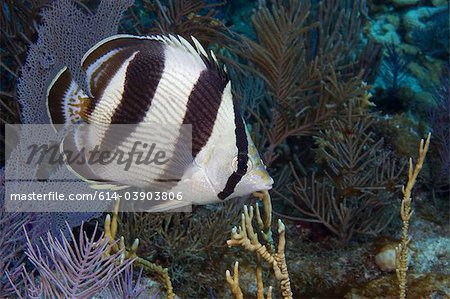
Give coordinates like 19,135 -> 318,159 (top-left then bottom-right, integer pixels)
224,2 -> 384,225
226,191 -> 293,298
17,0 -> 133,124
345,273 -> 450,298
103,204 -> 175,298
272,97 -> 405,245
395,134 -> 430,299
427,68 -> 450,192
1,0 -> 448,297
403,6 -> 447,32
118,201 -> 243,296
391,0 -> 419,7
0,1 -> 49,125
0,209 -> 37,297
99,264 -> 160,298
6,222 -> 133,298
126,0 -> 233,47
368,0 -> 449,119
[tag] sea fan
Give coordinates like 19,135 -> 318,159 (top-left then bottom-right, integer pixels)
18,0 -> 133,124
8,0 -> 134,238
103,264 -> 160,298
7,222 -> 133,298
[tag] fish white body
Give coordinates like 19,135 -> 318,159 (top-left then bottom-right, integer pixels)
47,34 -> 273,206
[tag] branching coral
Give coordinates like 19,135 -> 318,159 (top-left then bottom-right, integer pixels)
225,261 -> 245,299
118,200 -> 242,296
128,0 -> 233,47
6,222 -> 132,298
0,170 -> 45,297
382,43 -> 409,97
226,191 -> 293,298
228,0 -> 381,167
276,104 -> 405,244
103,200 -> 175,299
0,210 -> 37,297
396,133 -> 431,299
106,264 -> 160,298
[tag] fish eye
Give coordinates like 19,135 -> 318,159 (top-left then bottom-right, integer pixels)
231,154 -> 253,174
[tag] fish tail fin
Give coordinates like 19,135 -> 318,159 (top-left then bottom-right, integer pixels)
47,67 -> 91,126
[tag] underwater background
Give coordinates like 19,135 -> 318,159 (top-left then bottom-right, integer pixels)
0,0 -> 449,298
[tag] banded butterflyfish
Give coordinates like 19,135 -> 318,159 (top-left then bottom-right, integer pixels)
46,34 -> 273,207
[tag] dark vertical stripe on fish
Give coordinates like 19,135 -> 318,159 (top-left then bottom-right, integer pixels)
82,38 -> 145,116
182,63 -> 229,157
82,38 -> 144,72
217,103 -> 248,200
111,42 -> 165,124
85,49 -> 132,117
47,67 -> 72,124
152,57 -> 228,190
100,42 -> 165,149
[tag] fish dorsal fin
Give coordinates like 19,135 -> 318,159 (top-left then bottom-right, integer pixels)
148,35 -> 207,61
81,34 -> 221,78
47,34 -> 227,128
147,34 -> 223,71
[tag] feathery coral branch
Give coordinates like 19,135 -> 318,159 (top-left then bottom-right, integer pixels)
226,261 -> 244,299
7,222 -> 131,298
396,133 -> 431,299
103,199 -> 175,299
227,191 -> 293,298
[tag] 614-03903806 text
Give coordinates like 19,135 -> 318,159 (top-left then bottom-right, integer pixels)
9,191 -> 184,201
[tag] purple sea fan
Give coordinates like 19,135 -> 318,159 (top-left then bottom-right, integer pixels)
103,264 -> 160,299
12,0 -> 134,238
7,222 -> 133,298
0,210 -> 34,297
18,0 -> 134,123
0,167 -> 44,297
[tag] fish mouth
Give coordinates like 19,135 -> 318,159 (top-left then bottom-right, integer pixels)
254,167 -> 274,190
262,177 -> 274,190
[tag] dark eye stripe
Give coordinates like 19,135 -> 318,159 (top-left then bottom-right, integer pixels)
217,102 -> 248,200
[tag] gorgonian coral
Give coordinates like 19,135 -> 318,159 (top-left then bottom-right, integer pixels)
7,222 -> 133,298
227,0 -> 381,167
276,105 -> 405,244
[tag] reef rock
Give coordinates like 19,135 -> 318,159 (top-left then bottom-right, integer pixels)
432,0 -> 448,6
391,0 -> 419,7
344,273 -> 450,298
368,15 -> 401,45
374,243 -> 397,272
403,6 -> 448,31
